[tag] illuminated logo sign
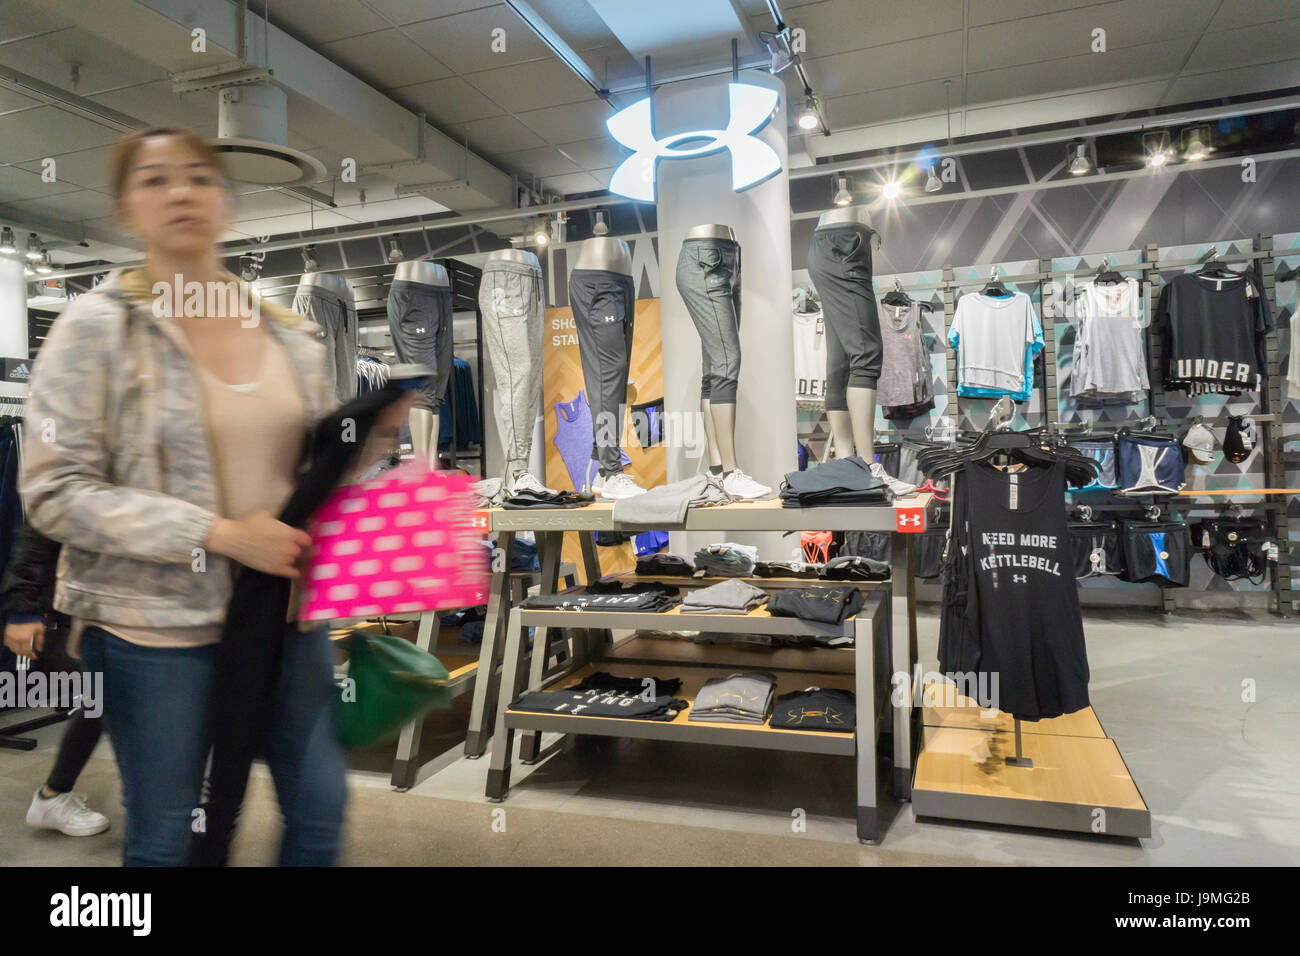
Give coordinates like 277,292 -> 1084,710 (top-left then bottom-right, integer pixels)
606,83 -> 781,202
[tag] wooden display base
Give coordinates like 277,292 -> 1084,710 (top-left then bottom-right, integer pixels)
911,684 -> 1151,839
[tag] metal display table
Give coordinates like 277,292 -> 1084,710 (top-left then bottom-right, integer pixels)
471,494 -> 935,844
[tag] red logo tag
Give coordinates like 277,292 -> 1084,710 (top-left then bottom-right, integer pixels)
471,510 -> 490,533
896,508 -> 925,533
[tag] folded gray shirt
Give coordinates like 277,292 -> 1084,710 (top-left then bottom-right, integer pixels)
681,579 -> 768,614
612,473 -> 709,527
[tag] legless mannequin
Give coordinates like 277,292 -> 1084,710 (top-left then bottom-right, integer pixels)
681,223 -> 743,473
813,205 -> 883,460
388,259 -> 451,468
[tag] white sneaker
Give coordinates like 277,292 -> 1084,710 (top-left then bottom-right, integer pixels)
26,789 -> 110,836
597,472 -> 646,499
721,469 -> 772,500
869,461 -> 918,497
508,472 -> 553,496
588,474 -> 603,495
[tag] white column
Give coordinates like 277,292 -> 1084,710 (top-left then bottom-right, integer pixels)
0,257 -> 29,401
654,72 -> 797,559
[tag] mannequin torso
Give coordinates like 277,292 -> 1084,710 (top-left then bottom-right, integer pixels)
816,206 -> 876,232
685,223 -> 736,242
393,259 -> 450,288
574,237 -> 632,275
297,271 -> 353,300
486,248 -> 540,269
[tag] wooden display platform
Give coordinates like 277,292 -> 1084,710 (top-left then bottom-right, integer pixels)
912,683 -> 1150,838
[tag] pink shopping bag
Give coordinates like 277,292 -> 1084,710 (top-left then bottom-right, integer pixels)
299,463 -> 488,621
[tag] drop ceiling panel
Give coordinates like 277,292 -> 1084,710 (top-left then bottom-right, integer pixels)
1181,16 -> 1300,72
964,79 -> 1172,133
229,208 -> 357,236
0,87 -> 43,115
467,58 -> 595,112
0,2 -> 78,37
526,0 -> 623,48
807,31 -> 962,96
0,106 -> 121,164
553,136 -> 628,170
321,29 -> 454,90
389,75 -> 508,125
271,0 -> 390,44
359,0 -> 496,27
587,0 -> 760,75
0,27 -> 165,95
823,78 -> 954,132
539,171 -> 603,194
5,188 -> 116,222
758,0 -> 965,59
968,38 -> 1192,103
15,144 -> 116,191
454,113 -> 548,154
402,5 -> 552,74
516,99 -> 614,145
1208,0 -> 1300,28
1160,61 -> 1300,106
967,0 -> 1112,28
333,195 -> 447,221
91,83 -> 220,133
0,163 -> 84,202
232,189 -> 319,219
496,144 -> 581,177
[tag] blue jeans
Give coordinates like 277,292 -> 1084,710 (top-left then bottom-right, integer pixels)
80,624 -> 347,866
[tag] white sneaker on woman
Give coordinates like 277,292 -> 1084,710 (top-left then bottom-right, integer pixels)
722,469 -> 772,500
26,789 -> 110,836
597,472 -> 646,499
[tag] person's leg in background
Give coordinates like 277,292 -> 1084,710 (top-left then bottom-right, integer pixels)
79,627 -> 216,866
264,623 -> 347,866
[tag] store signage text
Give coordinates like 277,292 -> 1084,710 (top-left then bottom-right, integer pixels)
606,83 -> 781,202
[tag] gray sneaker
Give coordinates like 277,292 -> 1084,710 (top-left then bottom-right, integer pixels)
508,472 -> 553,496
869,461 -> 917,497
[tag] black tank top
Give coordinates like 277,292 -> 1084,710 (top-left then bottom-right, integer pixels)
955,459 -> 1090,721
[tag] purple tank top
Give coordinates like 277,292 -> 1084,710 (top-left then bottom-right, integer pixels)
554,390 -> 630,489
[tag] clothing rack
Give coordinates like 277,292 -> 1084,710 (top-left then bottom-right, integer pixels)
864,235 -> 1295,616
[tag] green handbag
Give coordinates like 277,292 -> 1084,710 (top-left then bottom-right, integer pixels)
336,629 -> 452,749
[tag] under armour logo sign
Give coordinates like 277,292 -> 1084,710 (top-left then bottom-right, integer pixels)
1013,574 -> 1027,584
898,513 -> 921,527
606,83 -> 782,202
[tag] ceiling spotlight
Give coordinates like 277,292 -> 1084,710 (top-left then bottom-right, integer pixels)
36,250 -> 52,274
1068,141 -> 1091,175
1183,125 -> 1211,161
239,255 -> 259,282
25,233 -> 42,261
881,179 -> 902,200
0,228 -> 15,254
592,210 -> 609,236
760,28 -> 797,74
832,177 -> 852,206
1143,131 -> 1173,168
23,263 -> 34,277
533,219 -> 549,246
301,244 -> 318,272
924,166 -> 942,193
386,235 -> 404,263
798,92 -> 819,131
551,211 -> 568,245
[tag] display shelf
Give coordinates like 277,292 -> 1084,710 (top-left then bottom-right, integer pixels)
604,634 -> 858,673
503,661 -> 859,755
920,682 -> 1107,737
517,602 -> 858,638
603,570 -> 890,590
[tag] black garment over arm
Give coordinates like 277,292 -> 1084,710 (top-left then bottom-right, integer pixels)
189,384 -> 408,867
0,522 -> 61,617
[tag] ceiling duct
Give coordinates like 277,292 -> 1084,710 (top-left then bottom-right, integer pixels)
214,82 -> 326,186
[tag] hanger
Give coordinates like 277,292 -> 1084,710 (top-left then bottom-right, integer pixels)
1195,246 -> 1240,279
1094,256 -> 1125,285
881,278 -> 912,309
981,266 -> 1012,297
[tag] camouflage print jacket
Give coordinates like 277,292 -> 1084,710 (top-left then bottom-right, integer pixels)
20,269 -> 333,629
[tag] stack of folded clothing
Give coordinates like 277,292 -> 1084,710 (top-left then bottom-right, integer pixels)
611,473 -> 740,527
694,542 -> 759,576
511,672 -> 688,721
520,581 -> 680,612
680,580 -> 768,615
767,585 -> 864,624
753,561 -> 820,579
820,555 -> 889,581
503,487 -> 595,509
778,456 -> 891,508
687,672 -> 777,724
769,687 -> 856,732
636,552 -> 696,577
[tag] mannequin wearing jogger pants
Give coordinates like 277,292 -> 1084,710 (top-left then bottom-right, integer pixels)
675,224 -> 770,499
387,259 -> 452,468
293,272 -> 357,404
569,237 -> 644,499
480,248 -> 549,494
807,206 -> 883,460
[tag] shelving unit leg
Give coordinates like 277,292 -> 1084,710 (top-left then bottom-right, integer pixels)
485,607 -> 529,801
577,531 -> 612,654
854,607 -> 881,843
890,533 -> 918,800
390,607 -> 440,788
464,530 -> 515,758
520,532 -> 564,763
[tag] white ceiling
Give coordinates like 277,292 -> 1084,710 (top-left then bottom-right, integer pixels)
2,0 -> 1299,269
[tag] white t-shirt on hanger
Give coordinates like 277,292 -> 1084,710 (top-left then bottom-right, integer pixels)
793,309 -> 827,404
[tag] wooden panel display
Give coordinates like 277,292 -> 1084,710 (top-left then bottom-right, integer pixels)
542,299 -> 667,579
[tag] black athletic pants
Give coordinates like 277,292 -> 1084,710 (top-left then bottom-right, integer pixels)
569,268 -> 636,476
807,224 -> 883,409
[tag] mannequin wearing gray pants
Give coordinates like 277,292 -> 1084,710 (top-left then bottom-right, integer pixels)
479,258 -> 544,481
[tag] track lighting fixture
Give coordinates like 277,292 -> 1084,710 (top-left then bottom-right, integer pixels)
36,250 -> 52,274
386,235 -> 404,263
924,166 -> 942,193
798,91 -> 819,131
592,210 -> 609,236
1068,141 -> 1091,175
0,228 -> 15,254
25,233 -> 42,261
23,263 -> 34,278
533,219 -> 549,246
832,177 -> 852,206
881,179 -> 901,200
239,255 -> 259,282
1183,125 -> 1211,161
1143,131 -> 1172,168
301,244 -> 318,272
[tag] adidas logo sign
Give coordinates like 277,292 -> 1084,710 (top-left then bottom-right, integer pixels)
10,363 -> 29,379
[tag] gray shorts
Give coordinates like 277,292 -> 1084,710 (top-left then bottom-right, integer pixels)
387,279 -> 452,410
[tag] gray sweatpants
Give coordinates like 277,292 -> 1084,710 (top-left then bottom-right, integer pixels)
293,284 -> 357,404
479,260 -> 544,478
569,268 -> 636,476
676,237 -> 742,403
387,279 -> 453,410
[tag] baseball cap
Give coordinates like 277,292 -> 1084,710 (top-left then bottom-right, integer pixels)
1223,416 -> 1257,464
1182,422 -> 1215,465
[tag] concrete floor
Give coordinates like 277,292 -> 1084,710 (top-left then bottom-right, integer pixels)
2,608 -> 1297,866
